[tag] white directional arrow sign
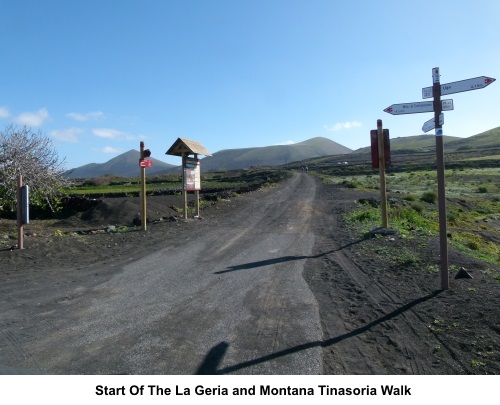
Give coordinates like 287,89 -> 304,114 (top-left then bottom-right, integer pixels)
422,113 -> 444,133
422,76 -> 495,99
384,99 -> 453,115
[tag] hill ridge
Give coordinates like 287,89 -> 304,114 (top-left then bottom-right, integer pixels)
65,149 -> 175,179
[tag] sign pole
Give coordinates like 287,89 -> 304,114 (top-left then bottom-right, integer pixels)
432,67 -> 449,290
17,175 -> 24,250
384,69 -> 494,290
377,119 -> 388,228
182,153 -> 188,220
140,141 -> 147,231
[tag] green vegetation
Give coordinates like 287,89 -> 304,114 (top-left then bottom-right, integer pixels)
319,168 -> 500,200
471,359 -> 487,368
339,167 -> 499,266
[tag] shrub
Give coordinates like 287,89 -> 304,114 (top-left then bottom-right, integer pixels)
421,191 -> 437,204
467,240 -> 480,251
411,202 -> 424,213
347,209 -> 379,223
447,209 -> 460,225
477,186 -> 488,193
403,194 -> 418,202
397,252 -> 421,267
342,180 -> 360,189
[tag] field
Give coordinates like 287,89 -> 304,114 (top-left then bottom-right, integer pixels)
62,170 -> 278,197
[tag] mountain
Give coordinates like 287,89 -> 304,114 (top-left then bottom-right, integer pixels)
65,150 -> 176,179
200,137 -> 352,171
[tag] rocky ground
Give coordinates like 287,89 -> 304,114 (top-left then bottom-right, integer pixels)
0,176 -> 498,374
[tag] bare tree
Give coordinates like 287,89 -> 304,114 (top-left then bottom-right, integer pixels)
0,124 -> 70,212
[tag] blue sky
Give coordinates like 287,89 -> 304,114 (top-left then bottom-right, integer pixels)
1,0 -> 499,169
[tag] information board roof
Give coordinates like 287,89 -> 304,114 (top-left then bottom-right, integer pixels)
165,138 -> 212,157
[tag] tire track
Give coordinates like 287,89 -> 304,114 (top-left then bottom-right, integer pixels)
0,320 -> 40,370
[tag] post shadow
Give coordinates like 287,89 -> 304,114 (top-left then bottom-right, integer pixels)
196,290 -> 442,374
195,341 -> 230,375
215,237 -> 366,274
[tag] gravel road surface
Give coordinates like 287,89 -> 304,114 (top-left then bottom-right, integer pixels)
1,173 -> 322,374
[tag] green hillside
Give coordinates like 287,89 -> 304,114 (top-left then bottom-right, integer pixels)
446,126 -> 500,151
352,126 -> 500,156
354,134 -> 460,155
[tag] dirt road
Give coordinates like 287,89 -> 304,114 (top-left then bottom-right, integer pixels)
1,174 -> 322,374
1,173 -> 498,374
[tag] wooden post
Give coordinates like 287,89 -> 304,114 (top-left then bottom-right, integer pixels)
17,175 -> 24,249
194,153 -> 200,217
432,67 -> 449,290
140,141 -> 147,231
182,153 -> 188,220
377,119 -> 388,228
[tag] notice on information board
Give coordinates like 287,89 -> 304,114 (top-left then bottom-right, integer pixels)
184,165 -> 201,191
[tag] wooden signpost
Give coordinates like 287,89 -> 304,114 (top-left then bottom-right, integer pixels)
370,120 -> 390,228
139,142 -> 152,231
384,67 -> 496,290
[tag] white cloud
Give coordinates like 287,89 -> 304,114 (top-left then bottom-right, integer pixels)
92,128 -> 145,142
274,140 -> 295,145
14,108 -> 49,127
50,128 -> 82,143
102,146 -> 123,154
324,121 -> 362,132
0,107 -> 10,119
92,128 -> 125,139
66,111 -> 105,121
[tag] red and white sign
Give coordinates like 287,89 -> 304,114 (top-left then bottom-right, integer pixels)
422,76 -> 496,99
139,159 -> 153,168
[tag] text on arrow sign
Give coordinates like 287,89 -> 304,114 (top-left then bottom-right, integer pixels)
384,99 -> 453,115
422,76 -> 495,99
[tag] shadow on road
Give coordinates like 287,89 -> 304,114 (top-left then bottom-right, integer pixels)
195,290 -> 443,374
196,342 -> 230,375
214,238 -> 366,274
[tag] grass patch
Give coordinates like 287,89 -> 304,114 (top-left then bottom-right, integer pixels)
450,232 -> 500,265
396,251 -> 421,267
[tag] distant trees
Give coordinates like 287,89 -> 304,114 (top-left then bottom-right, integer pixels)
0,124 -> 69,213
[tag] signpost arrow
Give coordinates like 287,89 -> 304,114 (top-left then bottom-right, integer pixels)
422,113 -> 444,133
422,76 -> 495,99
384,99 -> 453,115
